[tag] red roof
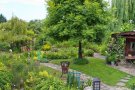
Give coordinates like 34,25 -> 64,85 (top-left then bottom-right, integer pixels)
120,31 -> 135,36
112,31 -> 135,38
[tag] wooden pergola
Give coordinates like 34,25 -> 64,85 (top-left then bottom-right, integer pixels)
112,31 -> 135,61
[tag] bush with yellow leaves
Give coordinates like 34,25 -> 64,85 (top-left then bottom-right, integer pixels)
42,44 -> 51,51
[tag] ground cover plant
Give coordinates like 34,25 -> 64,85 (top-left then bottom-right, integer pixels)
126,77 -> 135,89
51,57 -> 128,86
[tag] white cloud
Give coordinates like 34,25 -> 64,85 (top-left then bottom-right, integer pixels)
16,0 -> 45,5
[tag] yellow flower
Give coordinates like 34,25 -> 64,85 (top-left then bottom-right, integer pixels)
42,44 -> 51,51
39,71 -> 49,77
33,56 -> 37,60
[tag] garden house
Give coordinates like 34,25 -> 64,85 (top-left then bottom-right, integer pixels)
112,31 -> 135,61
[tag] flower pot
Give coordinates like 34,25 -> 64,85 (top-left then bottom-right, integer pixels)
111,61 -> 115,66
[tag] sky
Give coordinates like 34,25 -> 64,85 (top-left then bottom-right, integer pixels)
0,0 -> 111,22
0,0 -> 47,21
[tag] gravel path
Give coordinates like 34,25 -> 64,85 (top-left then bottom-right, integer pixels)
40,63 -> 129,90
94,53 -> 106,60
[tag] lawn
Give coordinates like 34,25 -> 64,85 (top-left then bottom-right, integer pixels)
51,57 -> 128,86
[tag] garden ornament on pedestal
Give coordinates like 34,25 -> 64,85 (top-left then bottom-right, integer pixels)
60,61 -> 70,77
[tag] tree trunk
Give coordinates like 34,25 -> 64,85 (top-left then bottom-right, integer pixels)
78,40 -> 82,59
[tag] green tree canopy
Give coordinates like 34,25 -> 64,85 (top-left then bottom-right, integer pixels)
0,14 -> 7,23
45,0 -> 109,43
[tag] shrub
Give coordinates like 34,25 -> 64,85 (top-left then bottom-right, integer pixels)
84,49 -> 94,57
99,44 -> 107,55
25,71 -> 70,90
0,42 -> 9,51
73,58 -> 89,65
45,52 -> 69,59
84,43 -> 100,52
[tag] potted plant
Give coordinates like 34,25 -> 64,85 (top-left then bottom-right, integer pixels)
106,52 -> 116,65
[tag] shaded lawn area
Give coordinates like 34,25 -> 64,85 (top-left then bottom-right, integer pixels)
51,57 -> 128,86
126,77 -> 135,88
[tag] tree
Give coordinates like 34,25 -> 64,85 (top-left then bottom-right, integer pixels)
28,20 -> 43,34
45,0 -> 109,59
0,14 -> 7,23
112,0 -> 135,24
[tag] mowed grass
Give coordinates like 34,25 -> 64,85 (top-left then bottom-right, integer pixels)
51,57 -> 128,86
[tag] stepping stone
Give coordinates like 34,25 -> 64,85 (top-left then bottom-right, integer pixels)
124,77 -> 131,80
126,75 -> 132,78
116,82 -> 125,87
120,79 -> 129,83
84,86 -> 92,90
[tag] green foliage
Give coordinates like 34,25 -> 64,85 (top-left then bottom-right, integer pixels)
73,58 -> 89,65
84,49 -> 94,57
55,40 -> 77,48
106,53 -> 117,63
112,0 -> 135,24
45,51 -> 70,59
0,71 -> 13,90
0,42 -> 9,51
25,71 -> 70,90
0,17 -> 35,52
28,20 -> 43,34
99,44 -> 107,55
0,62 -> 12,90
43,47 -> 78,59
84,42 -> 100,52
85,79 -> 92,87
106,38 -> 124,64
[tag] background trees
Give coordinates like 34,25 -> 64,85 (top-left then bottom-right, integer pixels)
0,14 -> 7,23
0,17 -> 35,51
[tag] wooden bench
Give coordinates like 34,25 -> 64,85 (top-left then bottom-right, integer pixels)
125,56 -> 135,63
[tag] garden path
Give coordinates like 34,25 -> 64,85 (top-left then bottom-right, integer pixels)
40,63 -> 129,90
93,53 -> 106,60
